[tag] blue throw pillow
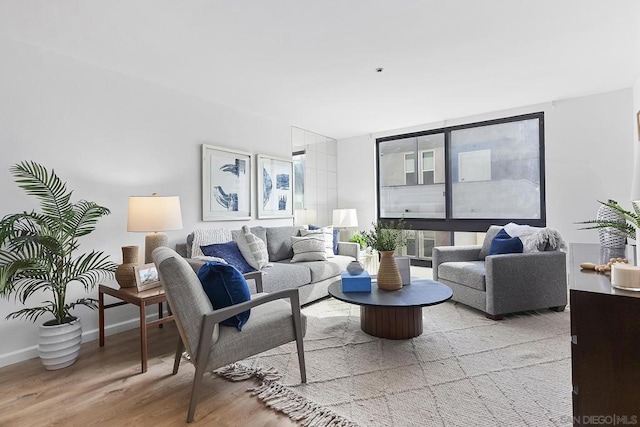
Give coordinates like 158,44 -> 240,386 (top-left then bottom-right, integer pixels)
489,228 -> 524,255
309,224 -> 340,255
198,261 -> 251,330
200,241 -> 255,274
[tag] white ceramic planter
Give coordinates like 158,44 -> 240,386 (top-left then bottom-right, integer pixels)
38,318 -> 82,370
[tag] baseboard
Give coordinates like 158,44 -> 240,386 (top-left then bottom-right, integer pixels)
0,313 -> 162,368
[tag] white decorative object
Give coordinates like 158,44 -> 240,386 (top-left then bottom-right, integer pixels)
38,318 -> 82,370
611,263 -> 640,291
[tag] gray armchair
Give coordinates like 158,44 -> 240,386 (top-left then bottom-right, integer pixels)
152,247 -> 307,423
432,226 -> 567,320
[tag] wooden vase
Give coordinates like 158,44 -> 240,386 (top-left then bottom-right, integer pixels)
115,246 -> 139,288
376,250 -> 402,291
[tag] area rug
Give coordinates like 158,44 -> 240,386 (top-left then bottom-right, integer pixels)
216,298 -> 572,427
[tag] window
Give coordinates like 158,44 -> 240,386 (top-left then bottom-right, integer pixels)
377,112 -> 545,243
293,151 -> 305,210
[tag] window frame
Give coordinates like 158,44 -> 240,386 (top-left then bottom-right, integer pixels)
376,112 -> 546,233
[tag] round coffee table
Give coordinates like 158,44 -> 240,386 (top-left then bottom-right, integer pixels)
328,278 -> 453,340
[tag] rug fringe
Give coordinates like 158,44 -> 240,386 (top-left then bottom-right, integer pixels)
214,363 -> 359,427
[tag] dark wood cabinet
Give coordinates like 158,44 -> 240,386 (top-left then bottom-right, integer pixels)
569,244 -> 640,424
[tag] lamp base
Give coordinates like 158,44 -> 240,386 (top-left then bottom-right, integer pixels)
145,232 -> 168,264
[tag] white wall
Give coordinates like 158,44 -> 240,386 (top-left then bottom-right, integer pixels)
631,76 -> 640,200
337,88 -> 635,246
0,38 -> 294,367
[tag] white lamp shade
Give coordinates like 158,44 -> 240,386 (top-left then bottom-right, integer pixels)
332,209 -> 358,228
127,195 -> 183,232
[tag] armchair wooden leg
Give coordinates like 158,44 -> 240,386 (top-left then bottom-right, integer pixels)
549,305 -> 566,312
290,294 -> 307,383
295,329 -> 307,384
173,338 -> 184,375
187,356 -> 208,423
486,313 -> 504,321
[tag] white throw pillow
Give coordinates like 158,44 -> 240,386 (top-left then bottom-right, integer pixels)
236,225 -> 270,270
291,235 -> 327,262
300,226 -> 334,258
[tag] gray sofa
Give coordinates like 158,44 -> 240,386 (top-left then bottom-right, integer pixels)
432,225 -> 567,319
176,225 -> 359,306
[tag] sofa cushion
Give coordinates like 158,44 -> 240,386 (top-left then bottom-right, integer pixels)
236,225 -> 270,270
260,262 -> 312,292
438,261 -> 487,291
489,228 -> 524,255
198,261 -> 251,330
265,226 -> 304,261
291,235 -> 328,262
478,225 -> 503,260
200,241 -> 255,274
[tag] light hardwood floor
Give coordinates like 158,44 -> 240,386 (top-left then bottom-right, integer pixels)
0,323 -> 298,426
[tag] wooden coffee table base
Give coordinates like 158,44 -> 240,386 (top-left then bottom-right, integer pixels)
360,305 -> 423,340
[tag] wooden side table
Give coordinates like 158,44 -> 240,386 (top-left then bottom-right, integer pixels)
99,284 -> 174,373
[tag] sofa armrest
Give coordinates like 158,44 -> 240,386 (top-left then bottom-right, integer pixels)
432,245 -> 482,281
176,243 -> 188,258
337,241 -> 360,260
485,251 -> 568,315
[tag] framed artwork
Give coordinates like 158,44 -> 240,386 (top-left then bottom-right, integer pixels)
202,144 -> 252,221
134,263 -> 162,292
637,110 -> 640,141
257,154 -> 294,219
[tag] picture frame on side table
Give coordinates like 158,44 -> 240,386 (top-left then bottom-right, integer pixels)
257,154 -> 294,219
202,144 -> 252,221
134,263 -> 162,292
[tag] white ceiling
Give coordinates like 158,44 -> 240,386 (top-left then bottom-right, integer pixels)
1,1 -> 639,139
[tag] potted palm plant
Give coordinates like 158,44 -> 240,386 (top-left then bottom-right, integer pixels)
361,219 -> 408,291
0,161 -> 116,370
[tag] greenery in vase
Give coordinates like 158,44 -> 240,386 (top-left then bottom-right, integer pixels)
361,218 -> 409,252
576,199 -> 639,241
0,161 -> 117,325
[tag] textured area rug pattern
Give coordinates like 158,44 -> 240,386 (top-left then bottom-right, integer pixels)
238,298 -> 572,426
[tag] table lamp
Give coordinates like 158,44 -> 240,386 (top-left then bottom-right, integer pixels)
332,208 -> 358,241
127,193 -> 183,263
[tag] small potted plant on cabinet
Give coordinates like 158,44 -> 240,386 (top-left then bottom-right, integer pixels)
0,161 -> 117,370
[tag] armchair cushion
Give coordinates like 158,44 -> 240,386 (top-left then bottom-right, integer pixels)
489,228 -> 524,255
438,261 -> 487,291
198,261 -> 252,330
201,241 -> 255,274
